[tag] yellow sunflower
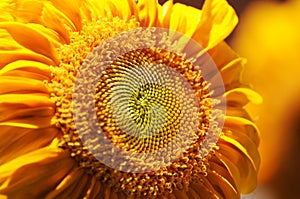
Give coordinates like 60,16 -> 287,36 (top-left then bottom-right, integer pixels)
0,0 -> 261,198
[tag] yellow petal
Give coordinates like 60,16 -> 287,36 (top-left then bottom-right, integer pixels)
186,188 -> 201,199
11,0 -> 74,43
226,88 -> 263,107
38,2 -> 74,43
0,70 -> 50,81
172,190 -> 189,199
0,116 -> 53,128
209,42 -> 239,70
0,0 -> 14,22
45,168 -> 90,199
0,106 -> 54,122
49,0 -> 84,30
83,176 -> 102,199
0,22 -> 58,63
192,0 -> 238,49
137,0 -> 158,27
106,0 -> 138,19
189,182 -> 219,199
216,143 -> 258,194
157,0 -> 173,28
0,76 -> 49,94
220,58 -> 245,90
169,3 -> 202,37
206,170 -> 239,199
224,116 -> 260,146
209,156 -> 237,190
0,147 -> 74,198
0,60 -> 50,79
12,0 -> 44,23
226,107 -> 251,120
6,0 -> 72,42
0,126 -> 59,164
220,132 -> 260,170
0,27 -> 56,68
84,0 -> 106,20
0,93 -> 53,109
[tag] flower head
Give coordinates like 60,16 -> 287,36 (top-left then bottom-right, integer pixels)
0,0 -> 261,198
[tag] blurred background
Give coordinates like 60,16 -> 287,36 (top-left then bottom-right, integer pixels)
159,0 -> 300,198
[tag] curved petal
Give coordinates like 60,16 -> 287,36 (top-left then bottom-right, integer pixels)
216,143 -> 258,194
106,0 -> 138,20
0,147 -> 75,198
172,190 -> 190,199
157,0 -> 173,28
224,116 -> 260,146
0,93 -> 54,128
209,42 -> 238,69
192,0 -> 238,49
0,22 -> 58,63
226,107 -> 251,120
137,0 -> 158,27
0,60 -> 51,79
0,93 -> 53,109
168,3 -> 202,37
226,88 -> 263,107
45,168 -> 91,199
206,170 -> 239,199
83,176 -> 102,199
0,27 -> 56,69
0,0 -> 14,21
49,0 -> 85,30
0,76 -> 49,94
221,131 -> 260,171
0,126 -> 59,164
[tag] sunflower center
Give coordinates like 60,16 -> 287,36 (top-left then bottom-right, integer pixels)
93,48 -> 202,154
49,17 -> 223,197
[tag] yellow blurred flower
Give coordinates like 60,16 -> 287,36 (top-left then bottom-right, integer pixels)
232,0 -> 300,186
0,0 -> 261,198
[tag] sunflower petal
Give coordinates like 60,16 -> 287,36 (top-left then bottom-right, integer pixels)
83,176 -> 102,199
12,0 -> 43,23
0,60 -> 50,78
0,126 -> 59,164
169,3 -> 202,37
157,0 -> 173,27
221,131 -> 260,170
0,0 -> 14,21
0,147 -> 74,198
0,76 -> 49,94
226,107 -> 251,120
0,27 -> 56,68
45,168 -> 91,199
0,22 -> 58,63
189,182 -> 219,199
209,42 -> 239,69
209,156 -> 237,191
49,0 -> 84,30
172,190 -> 189,199
137,0 -> 158,27
224,116 -> 260,146
206,170 -> 239,199
0,93 -> 53,109
216,143 -> 258,194
192,0 -> 238,49
226,88 -> 263,107
106,0 -> 138,19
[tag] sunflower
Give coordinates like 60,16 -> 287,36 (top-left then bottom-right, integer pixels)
0,0 -> 261,198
